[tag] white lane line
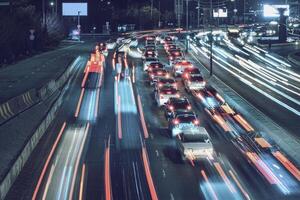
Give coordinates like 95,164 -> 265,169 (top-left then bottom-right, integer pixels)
132,161 -> 141,200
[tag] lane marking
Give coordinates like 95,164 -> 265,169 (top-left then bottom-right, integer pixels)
32,122 -> 67,200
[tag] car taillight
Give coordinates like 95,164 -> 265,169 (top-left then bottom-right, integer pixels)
187,105 -> 192,110
193,120 -> 199,125
158,72 -> 162,75
173,119 -> 179,125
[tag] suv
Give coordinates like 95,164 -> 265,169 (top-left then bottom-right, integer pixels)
164,98 -> 192,119
183,75 -> 206,91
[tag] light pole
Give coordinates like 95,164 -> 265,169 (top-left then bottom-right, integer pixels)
158,1 -> 161,27
197,1 -> 200,28
50,2 -> 54,15
210,0 -> 213,76
151,0 -> 153,19
78,11 -> 81,41
186,0 -> 189,31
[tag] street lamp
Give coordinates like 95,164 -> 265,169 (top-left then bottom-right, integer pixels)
50,2 -> 54,15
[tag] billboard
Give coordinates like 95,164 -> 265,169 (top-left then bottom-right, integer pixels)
213,8 -> 227,18
62,3 -> 88,16
263,5 -> 289,17
0,0 -> 9,6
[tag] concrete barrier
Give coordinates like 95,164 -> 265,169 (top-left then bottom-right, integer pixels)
0,56 -> 81,200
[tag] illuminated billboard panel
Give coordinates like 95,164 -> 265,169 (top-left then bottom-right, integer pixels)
263,5 -> 289,17
213,8 -> 227,18
62,3 -> 88,16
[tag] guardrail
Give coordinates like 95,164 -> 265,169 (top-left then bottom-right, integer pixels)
0,56 -> 81,200
0,57 -> 81,126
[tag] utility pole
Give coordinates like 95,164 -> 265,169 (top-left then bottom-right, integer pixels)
158,1 -> 161,27
243,0 -> 245,24
186,0 -> 189,31
78,11 -> 81,41
175,0 -> 182,28
210,0 -> 213,76
197,0 -> 200,28
151,0 -> 153,19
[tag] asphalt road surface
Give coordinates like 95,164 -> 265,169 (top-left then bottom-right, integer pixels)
5,34 -> 300,200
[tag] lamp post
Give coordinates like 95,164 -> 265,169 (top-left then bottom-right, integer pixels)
196,1 -> 200,28
210,0 -> 213,76
186,0 -> 189,31
50,2 -> 54,15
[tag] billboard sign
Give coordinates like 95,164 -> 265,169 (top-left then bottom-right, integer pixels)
263,5 -> 289,17
213,8 -> 228,18
62,3 -> 88,16
0,0 -> 9,6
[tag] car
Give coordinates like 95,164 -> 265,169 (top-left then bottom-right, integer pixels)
165,44 -> 177,52
164,97 -> 192,119
168,51 -> 184,66
182,67 -> 201,79
154,77 -> 177,90
145,62 -> 164,72
168,111 -> 200,137
144,45 -> 156,52
96,42 -> 108,55
143,50 -> 157,60
143,57 -> 159,70
164,36 -> 173,43
198,87 -> 223,109
183,75 -> 206,91
176,127 -> 213,161
145,40 -> 156,46
148,68 -> 169,85
145,35 -> 156,41
164,41 -> 174,50
155,85 -> 180,107
172,60 -> 193,76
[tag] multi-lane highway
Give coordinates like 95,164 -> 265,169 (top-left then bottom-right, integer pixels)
189,33 -> 300,138
5,31 -> 300,200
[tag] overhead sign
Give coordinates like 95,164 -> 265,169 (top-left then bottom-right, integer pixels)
62,3 -> 88,16
263,5 -> 289,17
213,8 -> 228,18
0,0 -> 9,6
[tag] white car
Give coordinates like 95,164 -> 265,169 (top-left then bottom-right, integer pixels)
183,75 -> 206,91
176,127 -> 213,161
155,86 -> 179,107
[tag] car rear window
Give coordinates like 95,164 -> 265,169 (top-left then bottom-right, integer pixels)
189,76 -> 203,81
161,87 -> 177,94
176,115 -> 196,122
